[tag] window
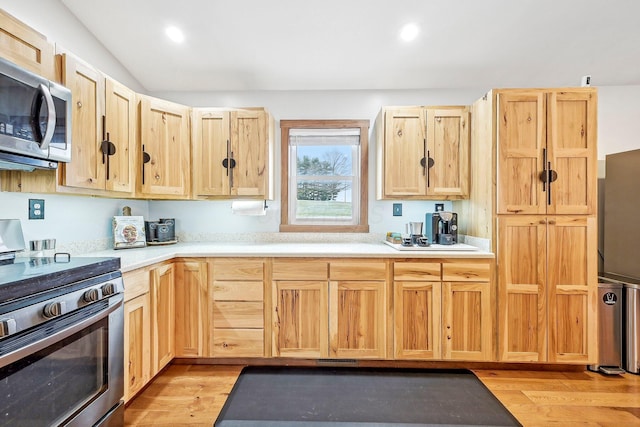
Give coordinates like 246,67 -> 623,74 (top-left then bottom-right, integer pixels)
280,120 -> 369,232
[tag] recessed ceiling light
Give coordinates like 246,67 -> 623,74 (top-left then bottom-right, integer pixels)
165,26 -> 185,43
399,23 -> 420,42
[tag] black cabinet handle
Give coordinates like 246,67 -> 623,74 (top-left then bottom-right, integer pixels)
142,144 -> 151,185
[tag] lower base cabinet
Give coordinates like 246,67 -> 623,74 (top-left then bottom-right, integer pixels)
393,260 -> 494,361
174,260 -> 209,357
150,263 -> 175,375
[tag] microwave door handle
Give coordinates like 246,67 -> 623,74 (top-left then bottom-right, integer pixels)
38,83 -> 56,151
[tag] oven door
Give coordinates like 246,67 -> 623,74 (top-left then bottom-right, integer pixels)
0,294 -> 124,427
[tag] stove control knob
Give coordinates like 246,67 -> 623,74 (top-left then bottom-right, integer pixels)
0,318 -> 17,338
43,301 -> 66,319
101,283 -> 116,296
83,288 -> 100,303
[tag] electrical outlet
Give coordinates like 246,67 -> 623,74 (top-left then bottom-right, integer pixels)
29,199 -> 45,220
393,203 -> 402,216
435,203 -> 444,212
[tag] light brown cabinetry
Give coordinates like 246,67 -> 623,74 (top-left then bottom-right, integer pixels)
174,260 -> 208,357
210,258 -> 265,357
137,95 -> 191,199
272,259 -> 387,359
0,9 -> 55,80
393,260 -> 493,361
59,52 -> 136,195
192,108 -> 273,199
498,215 -> 597,363
497,89 -> 597,215
122,268 -> 151,403
150,263 -> 175,374
376,106 -> 469,200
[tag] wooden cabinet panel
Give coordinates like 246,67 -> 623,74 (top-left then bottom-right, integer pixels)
213,301 -> 263,328
150,263 -> 175,374
213,281 -> 263,301
104,77 -> 136,193
272,280 -> 328,358
212,329 -> 264,357
442,282 -> 493,361
394,281 -> 441,359
393,262 -> 441,281
547,91 -> 597,215
442,262 -> 490,282
230,109 -> 268,196
330,260 -> 386,281
123,268 -> 150,302
381,108 -> 427,197
138,95 -> 191,198
329,280 -> 386,359
192,109 -> 230,196
0,9 -> 55,80
272,259 -> 328,280
174,261 -> 208,357
547,216 -> 597,363
212,258 -> 264,281
498,216 -> 547,362
425,107 -> 470,198
123,292 -> 150,403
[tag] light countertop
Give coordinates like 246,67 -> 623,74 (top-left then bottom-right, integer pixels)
76,242 -> 494,273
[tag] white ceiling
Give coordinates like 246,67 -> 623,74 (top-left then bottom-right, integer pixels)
61,0 -> 640,92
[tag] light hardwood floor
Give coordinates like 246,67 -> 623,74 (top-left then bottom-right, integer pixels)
124,364 -> 640,426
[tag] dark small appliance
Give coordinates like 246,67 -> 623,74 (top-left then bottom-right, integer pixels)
145,218 -> 176,243
425,212 -> 458,245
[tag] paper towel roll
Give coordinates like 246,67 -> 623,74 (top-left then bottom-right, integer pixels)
231,200 -> 267,216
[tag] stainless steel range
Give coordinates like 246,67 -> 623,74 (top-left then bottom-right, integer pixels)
0,219 -> 124,427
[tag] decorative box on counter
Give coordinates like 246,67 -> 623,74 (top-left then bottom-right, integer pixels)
113,216 -> 146,249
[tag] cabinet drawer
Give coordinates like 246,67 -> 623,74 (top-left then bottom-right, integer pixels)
272,260 -> 328,280
394,262 -> 441,281
330,261 -> 386,280
213,259 -> 264,280
123,268 -> 150,302
213,281 -> 263,301
213,302 -> 263,328
442,263 -> 490,282
212,329 -> 264,357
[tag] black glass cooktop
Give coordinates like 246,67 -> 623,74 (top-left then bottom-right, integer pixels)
0,256 -> 120,305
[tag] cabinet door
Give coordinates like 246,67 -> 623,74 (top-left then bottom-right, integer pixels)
0,10 -> 55,80
497,91 -> 546,214
546,90 -> 597,215
329,280 -> 386,359
192,109 -> 230,197
138,96 -> 191,198
60,53 -> 105,190
150,263 -> 175,374
272,280 -> 328,358
123,293 -> 150,403
547,216 -> 597,363
230,109 -> 268,197
425,107 -> 470,198
393,281 -> 441,359
174,261 -> 208,357
104,77 -> 136,193
498,215 -> 547,361
442,282 -> 492,361
382,108 -> 427,197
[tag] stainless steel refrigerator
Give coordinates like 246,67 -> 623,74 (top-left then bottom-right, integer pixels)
603,148 -> 640,374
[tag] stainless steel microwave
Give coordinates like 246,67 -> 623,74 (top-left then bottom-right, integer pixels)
0,56 -> 72,171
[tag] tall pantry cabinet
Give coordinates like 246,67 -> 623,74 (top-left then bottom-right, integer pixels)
460,88 -> 598,364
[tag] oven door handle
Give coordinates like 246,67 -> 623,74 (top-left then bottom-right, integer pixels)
0,295 -> 123,369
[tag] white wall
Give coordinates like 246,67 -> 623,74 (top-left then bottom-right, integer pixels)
1,0 -> 145,91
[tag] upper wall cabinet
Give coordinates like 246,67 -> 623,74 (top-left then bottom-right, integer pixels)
497,89 -> 597,215
59,52 -> 136,195
192,108 -> 274,199
137,95 -> 191,199
0,9 -> 55,81
376,106 -> 470,200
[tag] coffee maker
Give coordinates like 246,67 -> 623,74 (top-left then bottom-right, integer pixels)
425,212 -> 458,245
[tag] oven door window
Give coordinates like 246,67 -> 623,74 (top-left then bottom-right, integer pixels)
0,314 -> 109,426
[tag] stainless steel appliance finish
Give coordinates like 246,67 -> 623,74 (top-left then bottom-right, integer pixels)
0,56 -> 72,171
0,219 -> 26,261
603,149 -> 640,374
589,280 -> 625,375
